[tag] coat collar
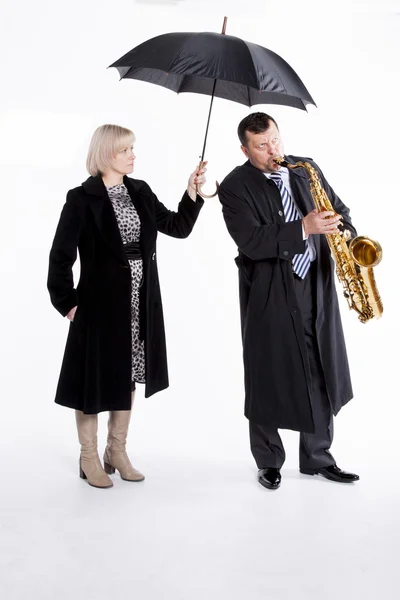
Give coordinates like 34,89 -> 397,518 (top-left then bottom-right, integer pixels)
239,156 -> 311,216
284,155 -> 309,178
82,175 -> 148,196
82,175 -> 107,196
238,160 -> 284,214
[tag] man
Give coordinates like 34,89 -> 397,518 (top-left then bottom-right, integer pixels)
218,112 -> 359,490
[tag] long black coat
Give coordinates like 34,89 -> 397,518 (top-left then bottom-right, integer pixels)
48,175 -> 203,414
218,156 -> 356,433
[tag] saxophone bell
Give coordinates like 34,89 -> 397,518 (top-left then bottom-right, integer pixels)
349,236 -> 382,269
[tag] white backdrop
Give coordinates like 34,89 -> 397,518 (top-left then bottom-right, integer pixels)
1,0 -> 399,598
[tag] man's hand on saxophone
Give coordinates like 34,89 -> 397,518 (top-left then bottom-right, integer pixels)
303,209 -> 341,237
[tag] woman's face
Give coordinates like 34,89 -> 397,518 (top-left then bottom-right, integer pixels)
109,138 -> 136,176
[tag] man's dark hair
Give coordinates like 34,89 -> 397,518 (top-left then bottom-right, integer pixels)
237,112 -> 279,146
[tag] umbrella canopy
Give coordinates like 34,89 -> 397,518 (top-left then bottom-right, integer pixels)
109,21 -> 316,197
109,31 -> 316,111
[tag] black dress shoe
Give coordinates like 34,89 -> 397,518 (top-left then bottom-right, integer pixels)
257,468 -> 281,490
300,464 -> 359,483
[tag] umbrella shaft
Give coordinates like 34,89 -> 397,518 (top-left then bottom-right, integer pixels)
201,79 -> 217,162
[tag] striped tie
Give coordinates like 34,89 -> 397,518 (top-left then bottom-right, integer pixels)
270,170 -> 311,279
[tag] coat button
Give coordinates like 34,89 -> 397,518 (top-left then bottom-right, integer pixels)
278,210 -> 283,217
152,252 -> 156,260
283,250 -> 289,257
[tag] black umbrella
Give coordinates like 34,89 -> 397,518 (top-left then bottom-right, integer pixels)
109,17 -> 316,197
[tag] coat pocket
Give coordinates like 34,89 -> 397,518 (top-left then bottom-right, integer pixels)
235,256 -> 261,285
72,304 -> 84,326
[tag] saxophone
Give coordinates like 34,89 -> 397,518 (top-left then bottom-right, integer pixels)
275,158 -> 383,323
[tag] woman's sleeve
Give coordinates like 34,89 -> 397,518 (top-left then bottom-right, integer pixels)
153,189 -> 204,238
47,190 -> 84,316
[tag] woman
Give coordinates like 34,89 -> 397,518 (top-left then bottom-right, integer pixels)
48,124 -> 206,489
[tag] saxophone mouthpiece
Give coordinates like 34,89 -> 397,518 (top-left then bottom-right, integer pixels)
274,156 -> 288,167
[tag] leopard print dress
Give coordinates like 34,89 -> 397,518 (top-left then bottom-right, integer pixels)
107,183 -> 145,386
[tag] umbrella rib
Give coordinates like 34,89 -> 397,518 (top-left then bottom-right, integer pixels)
176,74 -> 188,94
265,48 -> 289,94
236,36 -> 260,92
240,39 -> 292,97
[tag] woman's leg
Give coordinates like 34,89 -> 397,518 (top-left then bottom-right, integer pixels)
75,410 -> 113,488
103,392 -> 145,482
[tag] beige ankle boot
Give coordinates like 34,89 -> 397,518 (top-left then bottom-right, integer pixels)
75,411 -> 113,488
103,410 -> 145,482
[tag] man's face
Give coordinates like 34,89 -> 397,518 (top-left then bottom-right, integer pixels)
241,122 -> 284,173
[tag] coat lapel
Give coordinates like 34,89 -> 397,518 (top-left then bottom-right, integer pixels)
123,176 -> 157,259
285,155 -> 315,216
82,176 -> 128,265
241,161 -> 284,217
285,156 -> 324,265
82,175 -> 157,265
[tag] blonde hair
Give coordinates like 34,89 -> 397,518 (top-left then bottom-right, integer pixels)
86,124 -> 135,176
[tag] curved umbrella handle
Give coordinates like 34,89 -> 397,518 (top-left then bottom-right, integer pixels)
196,160 -> 219,199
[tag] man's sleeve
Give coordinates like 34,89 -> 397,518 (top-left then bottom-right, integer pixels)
219,183 -> 305,261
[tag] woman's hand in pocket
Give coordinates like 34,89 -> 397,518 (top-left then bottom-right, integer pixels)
67,306 -> 78,322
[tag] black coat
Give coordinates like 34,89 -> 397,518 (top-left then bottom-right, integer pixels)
218,156 -> 355,433
48,175 -> 204,414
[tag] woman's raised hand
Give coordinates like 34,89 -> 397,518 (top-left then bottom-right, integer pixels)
187,161 -> 207,201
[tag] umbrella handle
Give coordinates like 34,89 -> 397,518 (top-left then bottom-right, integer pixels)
196,160 -> 219,199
